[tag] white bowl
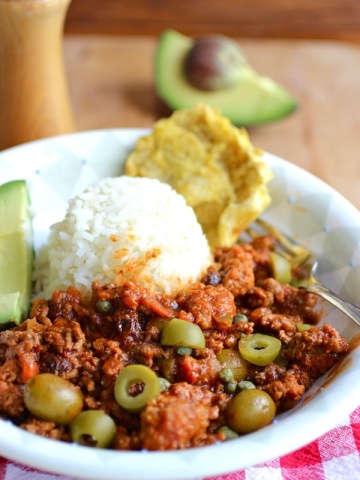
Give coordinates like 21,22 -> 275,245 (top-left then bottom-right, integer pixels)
0,129 -> 360,480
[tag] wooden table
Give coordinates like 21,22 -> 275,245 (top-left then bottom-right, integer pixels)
64,34 -> 360,211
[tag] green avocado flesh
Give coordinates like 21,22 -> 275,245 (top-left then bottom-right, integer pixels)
0,293 -> 21,324
0,180 -> 33,324
155,29 -> 298,126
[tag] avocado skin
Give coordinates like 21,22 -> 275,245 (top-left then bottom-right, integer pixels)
0,180 -> 33,324
155,29 -> 298,126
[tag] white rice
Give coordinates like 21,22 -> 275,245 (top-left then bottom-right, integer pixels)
33,176 -> 212,301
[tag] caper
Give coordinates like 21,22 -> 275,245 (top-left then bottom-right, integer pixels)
95,300 -> 113,313
161,318 -> 205,349
224,381 -> 237,394
238,380 -> 256,390
233,314 -> 248,323
114,364 -> 160,412
23,373 -> 83,425
218,367 -> 234,383
176,346 -> 193,356
158,377 -> 171,391
238,334 -> 281,366
70,410 -> 116,448
226,389 -> 276,434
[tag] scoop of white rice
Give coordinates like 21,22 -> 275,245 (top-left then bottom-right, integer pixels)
33,176 -> 212,301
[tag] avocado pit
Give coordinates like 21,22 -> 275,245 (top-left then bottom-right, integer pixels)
184,35 -> 245,91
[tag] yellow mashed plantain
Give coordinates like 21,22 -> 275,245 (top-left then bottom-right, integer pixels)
125,103 -> 273,249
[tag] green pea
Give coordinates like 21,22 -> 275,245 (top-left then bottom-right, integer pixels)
70,410 -> 116,448
24,373 -> 83,425
269,252 -> 292,284
226,389 -> 276,434
114,364 -> 160,412
238,334 -> 281,366
161,318 -> 205,349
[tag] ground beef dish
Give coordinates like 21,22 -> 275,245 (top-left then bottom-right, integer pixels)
0,236 -> 349,450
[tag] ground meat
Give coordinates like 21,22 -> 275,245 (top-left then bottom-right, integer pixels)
239,286 -> 275,309
205,321 -> 254,353
250,307 -> 300,335
282,324 -> 349,377
0,381 -> 24,416
42,318 -> 85,354
140,382 -> 221,450
132,341 -> 163,368
251,362 -> 287,385
214,244 -> 255,297
261,278 -> 320,324
201,266 -> 222,286
41,352 -> 74,376
121,281 -> 175,319
21,418 -> 70,441
177,350 -> 220,385
176,284 -> 236,330
0,236 -> 350,451
261,365 -> 311,411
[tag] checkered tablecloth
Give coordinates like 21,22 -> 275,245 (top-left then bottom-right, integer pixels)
1,405 -> 359,480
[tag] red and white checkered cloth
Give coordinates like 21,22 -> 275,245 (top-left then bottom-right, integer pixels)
1,405 -> 360,480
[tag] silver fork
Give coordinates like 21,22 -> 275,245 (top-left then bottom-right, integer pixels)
246,218 -> 360,328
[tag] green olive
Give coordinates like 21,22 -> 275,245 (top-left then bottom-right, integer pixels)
269,252 -> 292,284
296,323 -> 312,332
157,357 -> 176,382
23,373 -> 83,425
70,410 -> 116,448
238,334 -> 281,366
146,317 -> 170,332
217,348 -> 248,381
160,318 -> 205,349
114,364 -> 160,412
226,389 -> 276,434
218,425 -> 239,440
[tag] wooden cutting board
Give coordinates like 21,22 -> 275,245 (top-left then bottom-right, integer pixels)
64,35 -> 360,211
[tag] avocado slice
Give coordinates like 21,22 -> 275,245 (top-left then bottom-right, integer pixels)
155,29 -> 298,126
0,180 -> 33,324
0,292 -> 21,324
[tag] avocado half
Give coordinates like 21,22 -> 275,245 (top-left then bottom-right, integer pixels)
155,29 -> 298,126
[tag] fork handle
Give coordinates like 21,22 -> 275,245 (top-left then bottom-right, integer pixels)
307,284 -> 360,328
